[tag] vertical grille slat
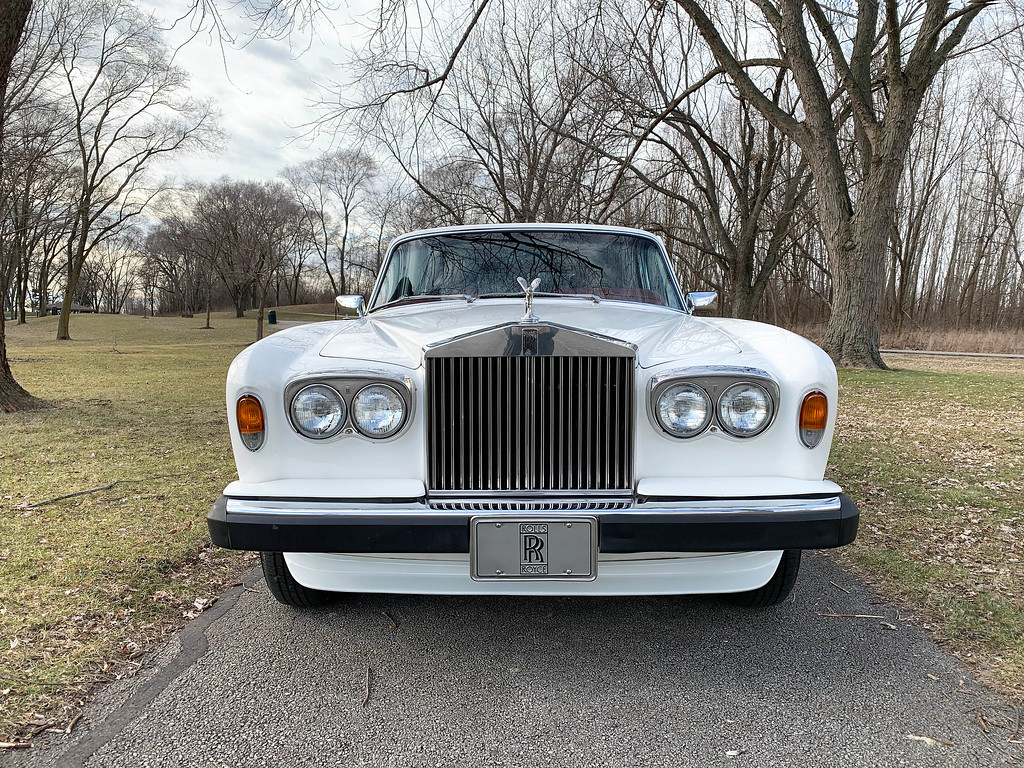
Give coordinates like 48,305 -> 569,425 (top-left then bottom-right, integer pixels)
427,353 -> 634,493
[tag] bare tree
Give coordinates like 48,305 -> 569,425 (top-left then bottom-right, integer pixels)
349,0 -> 647,232
145,216 -> 210,317
84,224 -> 140,313
670,0 -> 994,367
190,179 -> 302,339
284,149 -> 377,296
557,2 -> 811,318
887,69 -> 972,333
53,0 -> 217,340
333,0 -> 997,362
3,111 -> 76,323
242,181 -> 302,339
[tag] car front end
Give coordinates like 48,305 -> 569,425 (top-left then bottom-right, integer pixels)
208,224 -> 859,604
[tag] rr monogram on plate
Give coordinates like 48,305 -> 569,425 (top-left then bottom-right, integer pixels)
520,523 -> 548,574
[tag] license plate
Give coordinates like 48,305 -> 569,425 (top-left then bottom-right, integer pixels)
470,517 -> 598,581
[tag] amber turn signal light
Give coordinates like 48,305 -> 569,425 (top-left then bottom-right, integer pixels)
799,391 -> 828,448
799,391 -> 828,430
237,395 -> 265,433
236,396 -> 266,451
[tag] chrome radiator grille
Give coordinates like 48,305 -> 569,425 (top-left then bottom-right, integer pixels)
427,356 -> 634,492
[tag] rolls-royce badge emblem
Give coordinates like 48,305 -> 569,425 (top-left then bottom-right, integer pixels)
517,276 -> 541,323
520,522 -> 548,575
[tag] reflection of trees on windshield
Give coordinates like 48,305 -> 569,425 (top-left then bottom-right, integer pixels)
373,231 -> 682,309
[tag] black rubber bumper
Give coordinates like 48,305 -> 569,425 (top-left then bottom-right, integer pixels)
207,494 -> 859,554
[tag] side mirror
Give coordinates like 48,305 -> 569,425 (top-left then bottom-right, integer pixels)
335,295 -> 366,318
684,291 -> 717,313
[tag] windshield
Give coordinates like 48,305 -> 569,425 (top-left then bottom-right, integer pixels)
370,230 -> 683,311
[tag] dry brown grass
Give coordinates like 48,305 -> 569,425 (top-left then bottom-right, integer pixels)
830,354 -> 1024,699
881,328 -> 1023,355
0,313 -> 259,742
788,323 -> 1022,355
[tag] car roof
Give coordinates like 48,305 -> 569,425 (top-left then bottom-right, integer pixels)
388,223 -> 667,248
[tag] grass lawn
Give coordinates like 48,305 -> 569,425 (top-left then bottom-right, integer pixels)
0,313 -> 263,739
0,316 -> 1021,740
832,354 -> 1024,698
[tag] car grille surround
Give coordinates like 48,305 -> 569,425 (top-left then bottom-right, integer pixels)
426,350 -> 634,495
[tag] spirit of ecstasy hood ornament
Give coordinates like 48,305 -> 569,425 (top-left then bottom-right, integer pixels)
517,277 -> 541,323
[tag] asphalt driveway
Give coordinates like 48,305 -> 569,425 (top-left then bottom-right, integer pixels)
5,554 -> 1019,767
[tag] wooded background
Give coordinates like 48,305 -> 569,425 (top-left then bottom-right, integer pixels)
1,0 -> 1022,408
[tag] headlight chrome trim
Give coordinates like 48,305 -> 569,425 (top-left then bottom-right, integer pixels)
648,366 -> 780,440
283,369 -> 415,442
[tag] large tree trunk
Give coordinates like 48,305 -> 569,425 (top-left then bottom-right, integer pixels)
821,230 -> 888,368
729,259 -> 756,320
818,192 -> 891,368
821,103 -> 915,368
0,305 -> 35,412
56,298 -> 74,340
57,223 -> 89,340
0,0 -> 37,411
57,248 -> 84,340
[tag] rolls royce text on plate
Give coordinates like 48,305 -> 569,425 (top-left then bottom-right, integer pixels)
207,224 -> 859,608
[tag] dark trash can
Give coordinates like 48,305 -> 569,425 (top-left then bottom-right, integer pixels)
268,310 -> 277,325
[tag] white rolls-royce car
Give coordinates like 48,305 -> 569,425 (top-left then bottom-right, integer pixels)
208,224 -> 858,607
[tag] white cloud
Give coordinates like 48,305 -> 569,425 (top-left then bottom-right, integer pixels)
141,0 -> 363,184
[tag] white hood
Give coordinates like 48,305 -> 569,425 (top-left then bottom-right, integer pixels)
318,298 -> 743,369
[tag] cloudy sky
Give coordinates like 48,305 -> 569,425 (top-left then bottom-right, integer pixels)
144,1 -> 367,184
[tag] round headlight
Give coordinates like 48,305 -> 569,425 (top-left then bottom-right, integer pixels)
718,382 -> 774,437
291,384 -> 346,439
352,384 -> 406,438
656,383 -> 712,437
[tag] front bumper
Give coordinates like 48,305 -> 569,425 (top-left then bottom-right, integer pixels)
207,494 -> 859,553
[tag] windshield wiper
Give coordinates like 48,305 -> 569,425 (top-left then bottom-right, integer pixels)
375,294 -> 476,311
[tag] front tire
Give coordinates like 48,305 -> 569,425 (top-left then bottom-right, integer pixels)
728,549 -> 801,607
260,552 -> 335,607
